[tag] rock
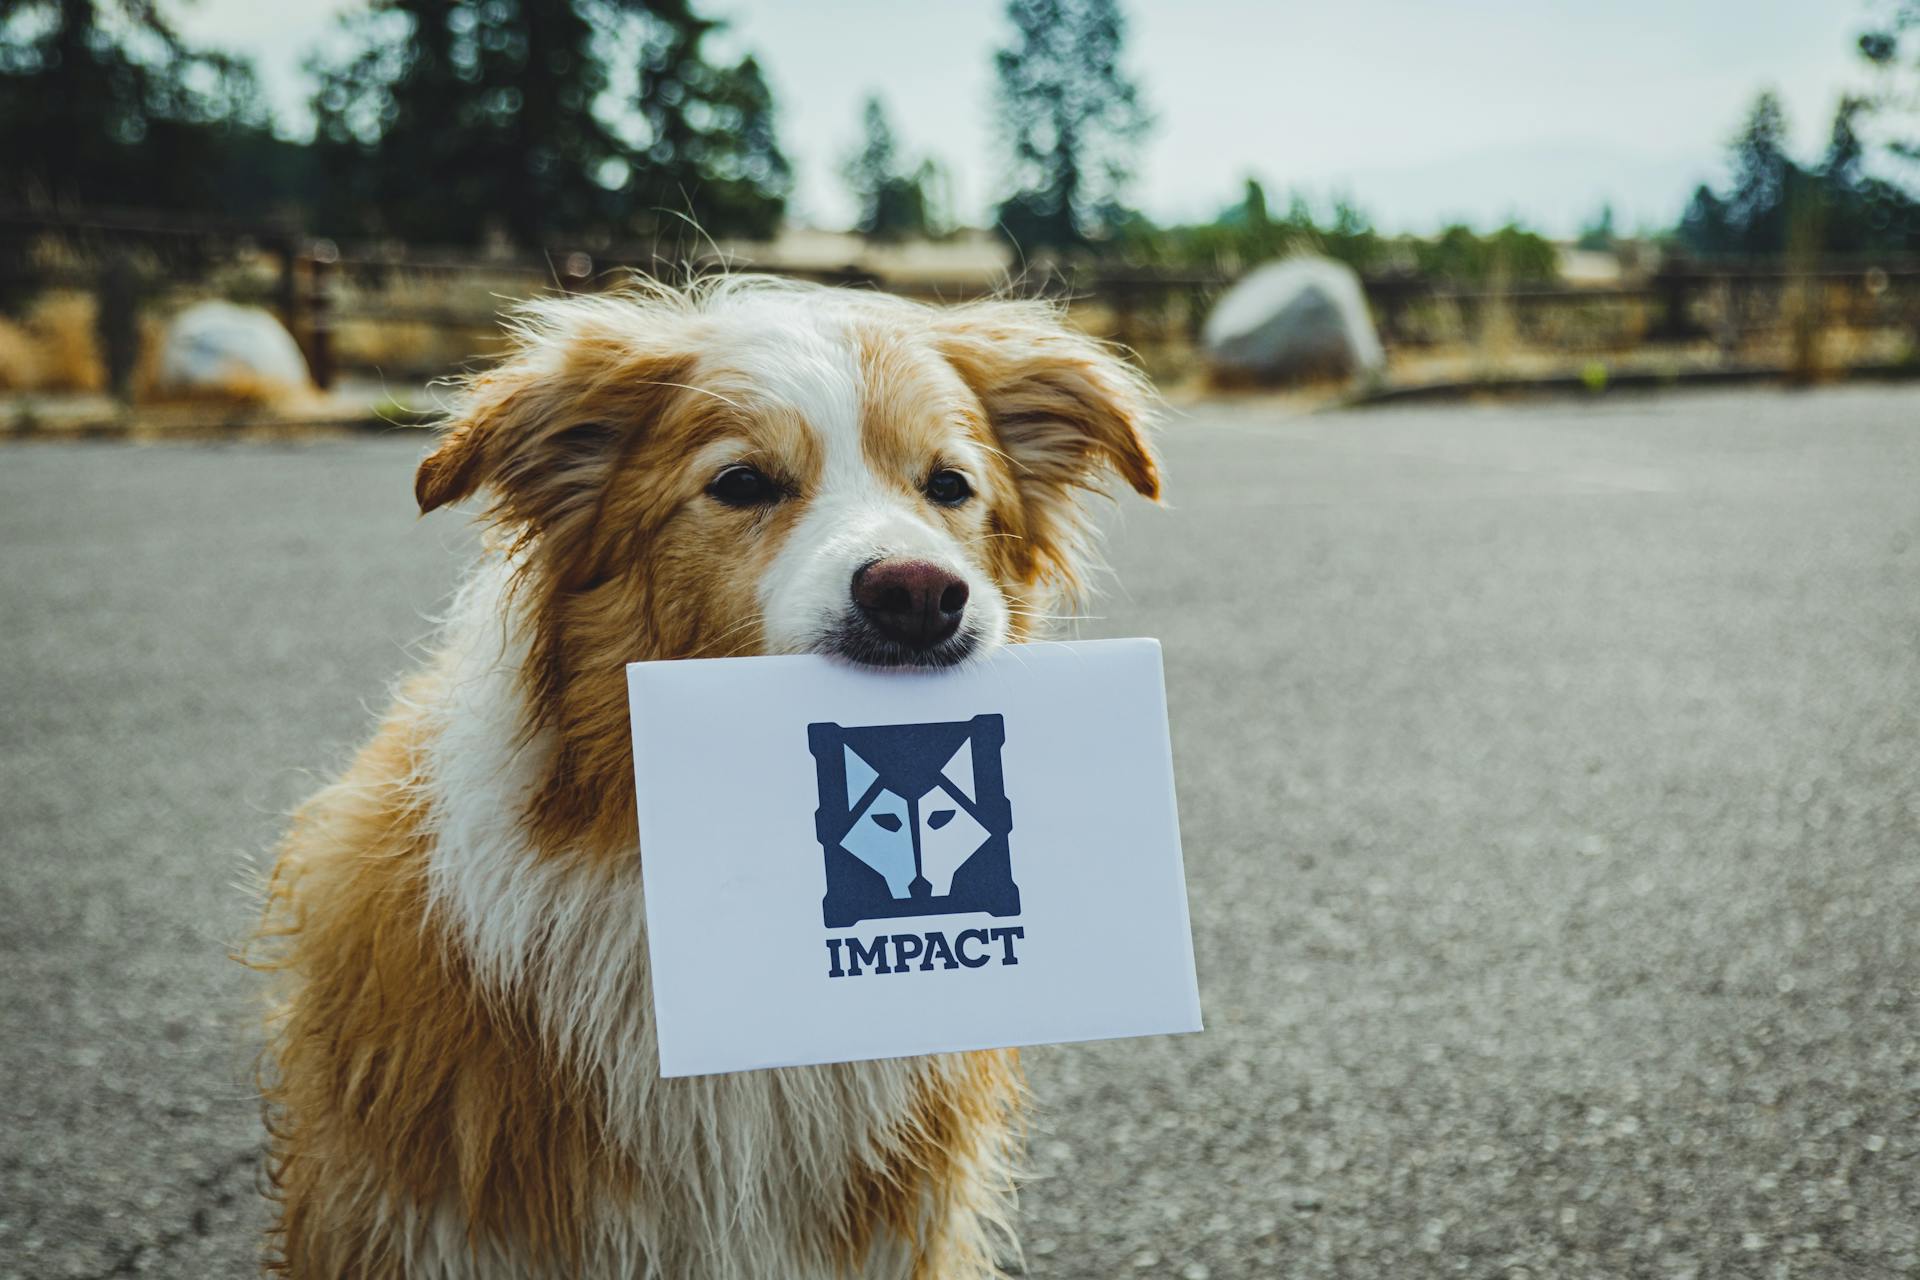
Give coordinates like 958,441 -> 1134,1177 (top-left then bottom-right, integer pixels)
157,302 -> 310,397
1202,256 -> 1384,383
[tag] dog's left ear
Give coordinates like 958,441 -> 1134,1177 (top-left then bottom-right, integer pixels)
931,301 -> 1161,504
931,302 -> 1159,591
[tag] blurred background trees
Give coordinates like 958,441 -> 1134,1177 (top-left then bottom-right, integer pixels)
1678,89 -> 1920,257
308,0 -> 789,244
618,4 -> 788,241
1577,205 -> 1619,253
1858,1 -> 1918,163
1,0 -> 1917,274
842,96 -> 940,243
1,0 -> 789,243
7,0 -> 1920,409
1673,9 -> 1920,261
0,0 -> 283,215
311,0 -> 620,244
991,0 -> 1150,253
1113,177 -> 1557,286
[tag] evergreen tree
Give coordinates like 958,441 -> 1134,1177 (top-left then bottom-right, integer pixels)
1676,89 -> 1920,256
622,5 -> 789,241
686,51 -> 791,240
1577,203 -> 1617,251
1859,1 -> 1918,166
1202,177 -> 1290,263
1239,178 -> 1269,229
1724,91 -> 1799,253
313,0 -> 621,244
1679,93 -> 1810,256
1678,184 -> 1734,255
842,96 -> 932,241
991,0 -> 1149,253
0,0 -> 266,210
311,0 -> 789,246
500,0 -> 622,242
1823,96 -> 1867,189
1817,95 -> 1920,252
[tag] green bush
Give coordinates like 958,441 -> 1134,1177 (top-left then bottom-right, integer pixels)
1114,180 -> 1559,285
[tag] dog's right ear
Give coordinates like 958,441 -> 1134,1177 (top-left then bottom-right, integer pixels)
414,365 -> 531,516
413,302 -> 693,529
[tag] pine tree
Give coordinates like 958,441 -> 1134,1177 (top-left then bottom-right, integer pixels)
1822,96 -> 1867,190
1675,89 -> 1920,256
1724,91 -> 1798,253
1577,203 -> 1617,251
1817,95 -> 1920,252
621,4 -> 789,241
685,52 -> 791,240
315,1 -> 484,240
1679,185 -> 1734,255
311,0 -> 789,246
496,0 -> 622,243
991,0 -> 1149,253
0,0 -> 265,210
313,0 -> 621,244
1674,95 -> 1802,256
1859,2 -> 1918,166
843,96 -> 932,241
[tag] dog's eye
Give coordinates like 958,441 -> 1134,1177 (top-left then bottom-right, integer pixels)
708,464 -> 781,508
871,813 -> 902,832
928,809 -> 955,830
925,470 -> 972,506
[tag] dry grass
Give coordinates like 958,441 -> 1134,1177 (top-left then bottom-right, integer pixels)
0,293 -> 106,393
329,316 -> 509,379
33,294 -> 105,392
0,317 -> 38,391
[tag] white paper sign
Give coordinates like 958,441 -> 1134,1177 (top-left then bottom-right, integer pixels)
626,638 -> 1201,1077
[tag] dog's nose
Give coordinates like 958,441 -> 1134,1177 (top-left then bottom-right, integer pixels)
852,558 -> 970,651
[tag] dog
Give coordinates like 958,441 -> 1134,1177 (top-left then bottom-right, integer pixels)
253,276 -> 1159,1278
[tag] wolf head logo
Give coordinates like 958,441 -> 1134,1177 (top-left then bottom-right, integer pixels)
808,715 -> 1019,928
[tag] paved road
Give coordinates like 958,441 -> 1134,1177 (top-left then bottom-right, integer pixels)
4,386 -> 1917,1278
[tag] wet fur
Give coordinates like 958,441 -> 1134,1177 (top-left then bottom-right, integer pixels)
252,278 -> 1158,1278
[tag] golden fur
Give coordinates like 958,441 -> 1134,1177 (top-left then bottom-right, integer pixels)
252,277 -> 1158,1278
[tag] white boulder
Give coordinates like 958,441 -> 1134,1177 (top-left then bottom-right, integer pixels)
158,301 -> 310,395
1203,256 -> 1384,382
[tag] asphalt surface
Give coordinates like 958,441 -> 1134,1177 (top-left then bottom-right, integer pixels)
3,386 -> 1918,1278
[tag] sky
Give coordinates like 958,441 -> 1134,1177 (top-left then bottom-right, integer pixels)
170,0 -> 1887,237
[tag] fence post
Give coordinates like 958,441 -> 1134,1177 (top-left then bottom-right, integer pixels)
1652,259 -> 1697,341
95,255 -> 139,406
1787,267 -> 1825,385
1186,282 -> 1209,345
1108,275 -> 1138,349
273,235 -> 299,335
559,251 -> 594,293
306,240 -> 338,392
1368,278 -> 1401,349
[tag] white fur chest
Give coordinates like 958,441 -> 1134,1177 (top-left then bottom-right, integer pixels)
403,560 -> 1009,1279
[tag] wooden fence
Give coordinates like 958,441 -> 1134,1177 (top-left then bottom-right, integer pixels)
5,205 -> 1918,392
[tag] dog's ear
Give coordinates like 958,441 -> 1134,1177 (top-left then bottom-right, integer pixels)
413,363 -> 539,516
414,306 -> 693,544
931,302 -> 1159,589
931,301 -> 1160,500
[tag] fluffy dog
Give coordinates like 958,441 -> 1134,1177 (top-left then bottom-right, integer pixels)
254,277 -> 1159,1278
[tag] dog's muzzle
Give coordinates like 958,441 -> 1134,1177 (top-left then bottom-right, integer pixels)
828,557 -> 979,669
